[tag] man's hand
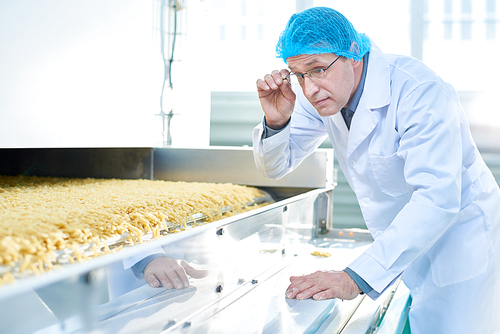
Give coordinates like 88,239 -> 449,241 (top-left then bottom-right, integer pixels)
285,270 -> 361,301
256,69 -> 296,130
144,257 -> 208,290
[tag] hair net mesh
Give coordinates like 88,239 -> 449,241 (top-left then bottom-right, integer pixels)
276,7 -> 371,62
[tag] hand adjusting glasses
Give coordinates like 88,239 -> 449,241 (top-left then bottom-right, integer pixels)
284,55 -> 341,85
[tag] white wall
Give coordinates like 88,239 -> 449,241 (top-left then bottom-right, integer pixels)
0,0 -> 210,148
3,0 -> 497,149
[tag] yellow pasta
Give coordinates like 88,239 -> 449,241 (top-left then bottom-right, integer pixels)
1,272 -> 15,284
0,175 -> 266,285
310,250 -> 332,257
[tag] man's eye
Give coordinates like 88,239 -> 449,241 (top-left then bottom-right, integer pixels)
307,69 -> 323,77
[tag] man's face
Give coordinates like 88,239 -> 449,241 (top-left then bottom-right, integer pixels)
286,53 -> 357,117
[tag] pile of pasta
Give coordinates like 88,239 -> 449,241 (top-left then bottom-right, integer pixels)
0,175 -> 265,285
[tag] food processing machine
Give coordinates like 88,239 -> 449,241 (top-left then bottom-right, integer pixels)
0,147 -> 411,334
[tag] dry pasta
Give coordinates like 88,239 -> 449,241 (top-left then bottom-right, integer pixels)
0,175 -> 266,285
310,250 -> 332,257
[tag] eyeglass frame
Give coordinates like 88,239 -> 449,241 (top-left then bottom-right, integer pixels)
285,55 -> 342,84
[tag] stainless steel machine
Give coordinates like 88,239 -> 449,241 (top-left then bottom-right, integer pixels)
0,147 -> 411,334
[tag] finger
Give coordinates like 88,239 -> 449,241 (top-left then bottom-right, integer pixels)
295,285 -> 325,300
285,274 -> 321,299
264,73 -> 280,90
256,78 -> 270,91
312,288 -> 339,301
285,286 -> 300,299
144,272 -> 162,288
173,265 -> 190,288
288,274 -> 307,287
279,76 -> 294,93
181,260 -> 209,279
278,71 -> 295,104
285,278 -> 302,297
279,68 -> 291,80
154,271 -> 174,289
271,70 -> 284,86
167,271 -> 185,290
285,278 -> 309,299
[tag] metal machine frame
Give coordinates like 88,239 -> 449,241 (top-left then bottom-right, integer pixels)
0,147 -> 410,334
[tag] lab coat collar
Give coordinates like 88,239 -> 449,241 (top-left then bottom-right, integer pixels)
362,41 -> 391,110
332,109 -> 349,138
346,41 -> 391,158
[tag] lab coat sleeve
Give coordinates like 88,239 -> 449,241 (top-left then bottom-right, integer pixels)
348,81 -> 464,298
122,246 -> 166,270
252,95 -> 329,179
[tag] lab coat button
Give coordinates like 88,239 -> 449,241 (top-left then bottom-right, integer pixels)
362,197 -> 371,204
350,160 -> 357,167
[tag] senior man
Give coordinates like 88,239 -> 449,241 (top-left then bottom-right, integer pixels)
252,7 -> 500,334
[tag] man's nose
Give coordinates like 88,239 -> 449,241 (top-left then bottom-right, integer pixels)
302,76 -> 320,98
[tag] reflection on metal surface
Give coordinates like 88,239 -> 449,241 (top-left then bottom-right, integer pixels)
376,282 -> 411,334
153,147 -> 335,188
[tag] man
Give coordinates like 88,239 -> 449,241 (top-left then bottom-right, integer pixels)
252,7 -> 500,334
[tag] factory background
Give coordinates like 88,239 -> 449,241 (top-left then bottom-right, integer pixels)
1,0 -> 500,228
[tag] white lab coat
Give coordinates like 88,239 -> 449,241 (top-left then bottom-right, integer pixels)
253,43 -> 500,333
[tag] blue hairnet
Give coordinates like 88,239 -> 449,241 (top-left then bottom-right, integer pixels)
276,7 -> 371,62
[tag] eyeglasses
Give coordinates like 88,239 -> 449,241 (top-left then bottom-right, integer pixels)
285,55 -> 342,84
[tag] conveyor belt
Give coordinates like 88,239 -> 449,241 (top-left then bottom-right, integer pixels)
0,193 -> 273,283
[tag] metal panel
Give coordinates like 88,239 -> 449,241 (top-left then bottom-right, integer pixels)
338,281 -> 409,334
153,146 -> 335,189
0,148 -> 154,180
376,283 -> 412,334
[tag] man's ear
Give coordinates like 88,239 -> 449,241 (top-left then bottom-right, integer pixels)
351,58 -> 362,69
348,41 -> 363,69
